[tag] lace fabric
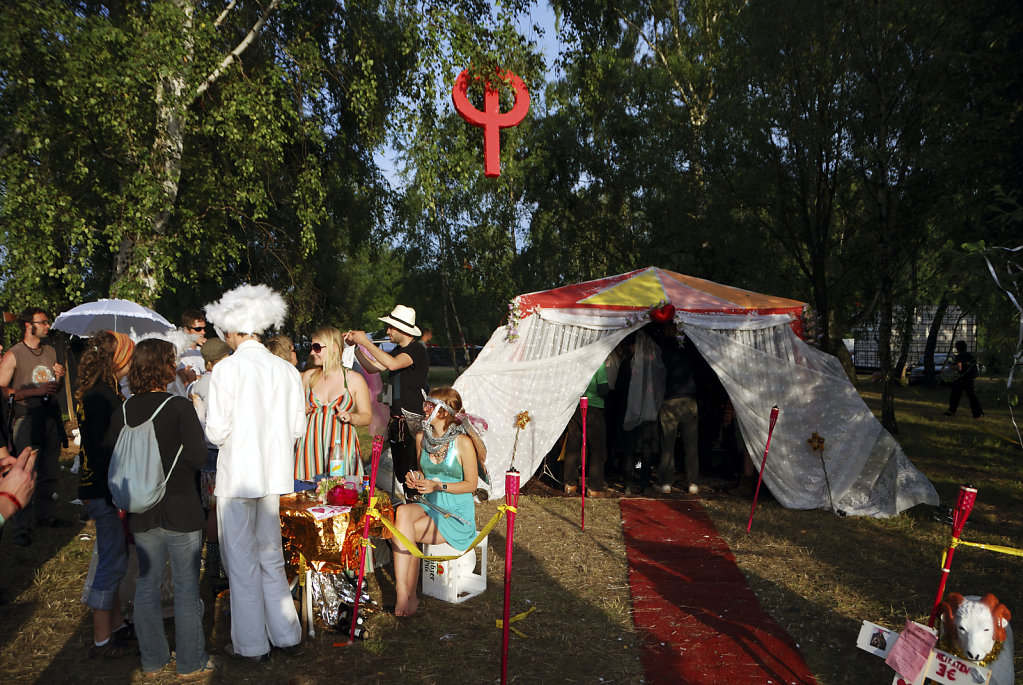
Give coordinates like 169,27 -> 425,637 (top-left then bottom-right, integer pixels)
455,309 -> 938,517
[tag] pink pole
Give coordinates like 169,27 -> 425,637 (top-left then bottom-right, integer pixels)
345,434 -> 385,644
927,485 -> 977,626
501,469 -> 521,685
580,396 -> 588,531
746,406 -> 780,534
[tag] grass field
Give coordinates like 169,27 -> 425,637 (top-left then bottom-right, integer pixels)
0,373 -> 1020,683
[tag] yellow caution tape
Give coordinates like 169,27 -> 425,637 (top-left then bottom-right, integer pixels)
942,536 -> 1023,567
497,605 -> 537,639
364,502 -> 518,561
956,539 -> 1023,557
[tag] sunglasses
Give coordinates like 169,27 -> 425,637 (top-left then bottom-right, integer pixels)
310,343 -> 326,353
187,325 -> 205,332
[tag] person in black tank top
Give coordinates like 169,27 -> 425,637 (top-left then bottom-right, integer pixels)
347,305 -> 430,498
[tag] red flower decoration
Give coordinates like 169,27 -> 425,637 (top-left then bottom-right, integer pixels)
649,303 -> 676,323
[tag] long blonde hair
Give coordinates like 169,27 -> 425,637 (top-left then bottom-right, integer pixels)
308,326 -> 344,387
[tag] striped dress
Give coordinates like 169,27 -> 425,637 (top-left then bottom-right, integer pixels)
294,386 -> 361,479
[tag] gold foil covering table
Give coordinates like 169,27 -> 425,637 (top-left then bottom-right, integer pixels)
280,490 -> 393,574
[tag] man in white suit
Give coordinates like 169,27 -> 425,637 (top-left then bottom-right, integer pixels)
204,284 -> 305,661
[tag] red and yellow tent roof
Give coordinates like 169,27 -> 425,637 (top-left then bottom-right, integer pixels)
516,266 -> 805,323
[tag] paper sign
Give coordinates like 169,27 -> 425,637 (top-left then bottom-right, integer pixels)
857,620 -> 897,657
924,649 -> 990,685
885,621 -> 938,680
306,505 -> 352,521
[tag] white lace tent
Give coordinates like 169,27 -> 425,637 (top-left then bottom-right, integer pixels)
453,267 -> 938,518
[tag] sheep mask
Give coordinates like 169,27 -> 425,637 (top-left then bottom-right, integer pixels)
939,592 -> 1012,663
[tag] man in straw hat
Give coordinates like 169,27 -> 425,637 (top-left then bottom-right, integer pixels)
204,285 -> 304,661
346,305 -> 430,496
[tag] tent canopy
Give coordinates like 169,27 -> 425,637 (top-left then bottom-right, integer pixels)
454,267 -> 937,518
516,266 -> 805,320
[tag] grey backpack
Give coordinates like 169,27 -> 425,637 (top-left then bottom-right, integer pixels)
108,395 -> 182,513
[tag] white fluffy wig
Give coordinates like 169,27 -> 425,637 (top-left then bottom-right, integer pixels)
204,284 -> 287,337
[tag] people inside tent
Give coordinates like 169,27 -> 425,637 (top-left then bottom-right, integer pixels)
620,327 -> 665,495
562,360 -> 610,497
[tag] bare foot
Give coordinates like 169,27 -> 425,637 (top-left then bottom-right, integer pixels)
394,596 -> 419,617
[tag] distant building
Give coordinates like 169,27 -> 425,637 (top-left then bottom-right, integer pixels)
852,305 -> 977,370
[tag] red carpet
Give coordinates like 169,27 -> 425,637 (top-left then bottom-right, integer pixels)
620,499 -> 817,684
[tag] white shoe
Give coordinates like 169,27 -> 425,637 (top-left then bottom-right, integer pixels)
657,484 -> 671,494
688,484 -> 700,495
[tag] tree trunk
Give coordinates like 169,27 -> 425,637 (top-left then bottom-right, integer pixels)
922,292 -> 950,386
878,275 -> 898,434
111,0 -> 194,304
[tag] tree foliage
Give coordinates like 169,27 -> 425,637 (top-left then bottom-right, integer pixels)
2,0 -> 1022,410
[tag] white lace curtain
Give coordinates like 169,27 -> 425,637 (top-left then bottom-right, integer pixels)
456,309 -> 938,517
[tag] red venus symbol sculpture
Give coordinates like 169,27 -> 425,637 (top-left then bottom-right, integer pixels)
451,68 -> 530,177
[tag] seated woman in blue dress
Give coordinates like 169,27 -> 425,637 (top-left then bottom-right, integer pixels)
391,386 -> 478,617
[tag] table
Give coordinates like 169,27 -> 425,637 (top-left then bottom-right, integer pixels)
280,489 -> 394,574
280,489 -> 394,636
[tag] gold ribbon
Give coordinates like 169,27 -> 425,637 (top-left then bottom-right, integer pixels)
496,605 -> 537,639
363,502 -> 518,561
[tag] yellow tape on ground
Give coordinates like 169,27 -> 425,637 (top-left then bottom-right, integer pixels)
496,605 -> 537,639
973,421 -> 1022,446
365,503 -> 517,561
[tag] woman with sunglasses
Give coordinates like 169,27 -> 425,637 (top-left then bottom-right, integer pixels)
294,327 -> 371,479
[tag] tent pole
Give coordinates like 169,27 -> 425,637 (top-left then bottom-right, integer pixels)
747,406 -> 780,533
580,396 -> 588,531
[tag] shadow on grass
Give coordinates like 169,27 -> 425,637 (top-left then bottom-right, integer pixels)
2,493 -> 646,684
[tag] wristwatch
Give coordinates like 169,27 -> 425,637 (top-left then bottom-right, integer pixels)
441,483 -> 447,491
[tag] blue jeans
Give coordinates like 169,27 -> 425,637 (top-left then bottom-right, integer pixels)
82,499 -> 128,611
133,528 -> 207,674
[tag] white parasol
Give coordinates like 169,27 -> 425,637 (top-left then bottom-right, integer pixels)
52,299 -> 174,338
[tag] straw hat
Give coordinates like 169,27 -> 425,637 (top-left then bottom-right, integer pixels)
378,305 -> 421,337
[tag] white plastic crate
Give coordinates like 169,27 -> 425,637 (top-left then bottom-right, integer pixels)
421,535 -> 487,604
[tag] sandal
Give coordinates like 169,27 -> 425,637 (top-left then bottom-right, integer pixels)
178,655 -> 217,681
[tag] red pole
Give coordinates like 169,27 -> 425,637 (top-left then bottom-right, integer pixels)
346,435 -> 385,643
927,485 -> 977,626
580,396 -> 588,531
501,469 -> 521,685
746,406 -> 780,534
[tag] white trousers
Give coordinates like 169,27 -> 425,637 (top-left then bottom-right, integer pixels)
217,495 -> 300,656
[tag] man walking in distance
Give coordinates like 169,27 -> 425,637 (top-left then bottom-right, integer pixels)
346,305 -> 429,496
0,308 -> 67,546
203,285 -> 304,661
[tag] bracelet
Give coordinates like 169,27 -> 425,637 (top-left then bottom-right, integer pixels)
0,491 -> 23,512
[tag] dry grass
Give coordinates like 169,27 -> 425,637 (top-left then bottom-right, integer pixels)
1,374 -> 1021,683
702,376 -> 1023,684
